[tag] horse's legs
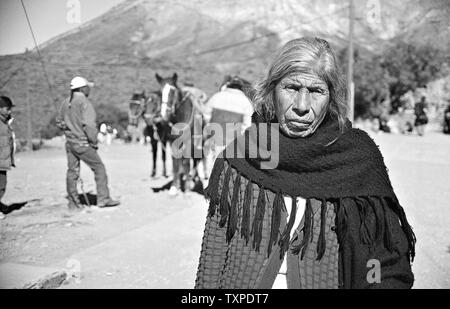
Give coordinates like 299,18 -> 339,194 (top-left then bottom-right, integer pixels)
202,157 -> 209,180
158,124 -> 170,178
150,137 -> 158,177
180,158 -> 191,193
161,141 -> 168,178
171,157 -> 180,194
192,158 -> 200,179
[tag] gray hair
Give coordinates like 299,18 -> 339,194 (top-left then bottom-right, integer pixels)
253,37 -> 348,131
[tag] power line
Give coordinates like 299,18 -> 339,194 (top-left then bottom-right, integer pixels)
195,5 -> 349,56
347,0 -> 355,122
20,0 -> 59,111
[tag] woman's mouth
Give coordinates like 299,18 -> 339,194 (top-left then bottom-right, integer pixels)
286,120 -> 311,131
287,117 -> 312,125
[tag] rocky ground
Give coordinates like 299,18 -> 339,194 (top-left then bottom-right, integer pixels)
0,131 -> 449,289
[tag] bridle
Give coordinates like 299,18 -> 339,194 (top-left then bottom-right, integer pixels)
160,83 -> 193,123
128,98 -> 145,126
160,83 -> 178,120
143,93 -> 163,123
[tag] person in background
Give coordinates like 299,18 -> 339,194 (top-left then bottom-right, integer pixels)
443,103 -> 450,134
0,96 -> 16,220
203,76 -> 255,177
204,76 -> 254,153
98,123 -> 107,144
414,96 -> 428,136
56,76 -> 120,210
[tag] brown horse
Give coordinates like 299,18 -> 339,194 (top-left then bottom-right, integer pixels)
155,72 -> 207,195
128,91 -> 171,177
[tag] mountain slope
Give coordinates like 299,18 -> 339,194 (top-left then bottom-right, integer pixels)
0,0 -> 448,139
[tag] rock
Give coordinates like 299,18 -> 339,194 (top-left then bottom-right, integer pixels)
0,263 -> 66,289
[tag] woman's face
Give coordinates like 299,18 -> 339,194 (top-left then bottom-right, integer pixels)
274,72 -> 330,138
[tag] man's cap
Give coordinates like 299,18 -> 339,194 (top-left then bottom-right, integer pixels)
0,96 -> 15,108
70,76 -> 94,90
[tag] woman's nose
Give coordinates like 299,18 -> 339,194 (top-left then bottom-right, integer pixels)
292,89 -> 311,117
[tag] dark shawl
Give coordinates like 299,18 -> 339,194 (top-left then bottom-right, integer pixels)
198,113 -> 416,288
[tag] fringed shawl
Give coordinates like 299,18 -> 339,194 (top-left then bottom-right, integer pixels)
204,113 -> 416,265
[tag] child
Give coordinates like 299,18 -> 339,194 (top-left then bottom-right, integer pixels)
0,96 -> 15,220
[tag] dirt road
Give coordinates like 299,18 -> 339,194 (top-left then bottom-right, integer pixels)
0,132 -> 449,288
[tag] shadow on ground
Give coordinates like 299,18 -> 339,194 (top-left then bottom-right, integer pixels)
151,177 -> 204,195
0,201 -> 29,214
77,193 -> 97,206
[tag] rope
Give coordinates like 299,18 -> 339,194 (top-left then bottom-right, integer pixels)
20,0 -> 59,112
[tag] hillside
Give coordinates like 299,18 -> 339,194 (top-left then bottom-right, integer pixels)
0,0 -> 449,139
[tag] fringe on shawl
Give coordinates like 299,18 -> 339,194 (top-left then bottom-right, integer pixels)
204,160 -> 416,263
267,192 -> 283,258
278,197 -> 297,259
334,196 -> 416,262
227,173 -> 240,242
251,186 -> 266,252
240,178 -> 253,244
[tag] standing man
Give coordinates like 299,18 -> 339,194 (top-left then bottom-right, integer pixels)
414,96 -> 428,136
0,96 -> 15,220
443,102 -> 450,134
56,76 -> 120,210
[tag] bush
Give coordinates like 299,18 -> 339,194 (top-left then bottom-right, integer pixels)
339,42 -> 447,118
40,113 -> 62,139
38,105 -> 129,140
95,103 -> 129,132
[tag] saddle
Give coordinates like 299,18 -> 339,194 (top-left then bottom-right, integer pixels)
181,86 -> 208,116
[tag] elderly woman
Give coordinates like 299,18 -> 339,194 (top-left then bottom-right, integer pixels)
194,37 -> 416,289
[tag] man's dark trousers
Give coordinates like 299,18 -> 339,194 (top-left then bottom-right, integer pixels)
0,170 -> 6,201
65,141 -> 110,208
0,170 -> 6,213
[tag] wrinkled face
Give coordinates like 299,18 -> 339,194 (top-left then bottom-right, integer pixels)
274,72 -> 330,137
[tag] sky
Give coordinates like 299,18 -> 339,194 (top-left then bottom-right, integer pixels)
0,0 -> 126,55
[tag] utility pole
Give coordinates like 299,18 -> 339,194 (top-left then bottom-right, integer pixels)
25,51 -> 33,150
347,0 -> 355,122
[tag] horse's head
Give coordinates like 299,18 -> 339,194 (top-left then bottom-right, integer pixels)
128,91 -> 146,126
143,91 -> 163,126
155,72 -> 182,121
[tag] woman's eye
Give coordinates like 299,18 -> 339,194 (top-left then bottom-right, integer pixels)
285,85 -> 299,91
309,88 -> 325,94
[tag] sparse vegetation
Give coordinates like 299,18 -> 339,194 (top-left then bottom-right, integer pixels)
1,0 -> 449,138
340,42 -> 448,119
